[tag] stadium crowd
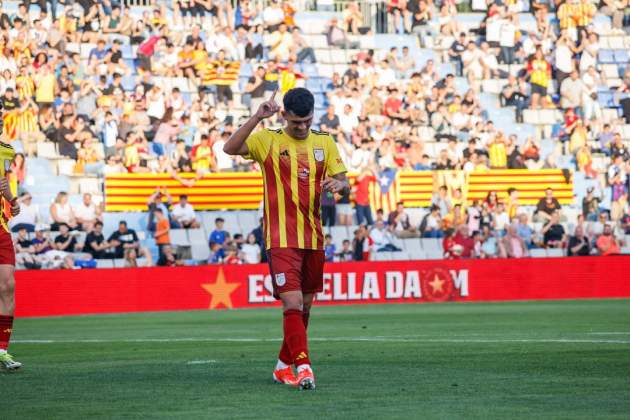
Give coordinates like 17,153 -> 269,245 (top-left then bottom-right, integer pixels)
1,0 -> 629,268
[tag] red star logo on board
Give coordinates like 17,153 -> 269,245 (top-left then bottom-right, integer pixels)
201,267 -> 240,309
422,268 -> 454,302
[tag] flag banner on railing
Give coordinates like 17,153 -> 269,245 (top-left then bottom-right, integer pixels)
104,170 -> 574,212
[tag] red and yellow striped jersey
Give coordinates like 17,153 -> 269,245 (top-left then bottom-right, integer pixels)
245,128 -> 347,250
0,142 -> 16,233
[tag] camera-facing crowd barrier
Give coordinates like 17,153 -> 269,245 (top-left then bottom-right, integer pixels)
14,256 -> 630,317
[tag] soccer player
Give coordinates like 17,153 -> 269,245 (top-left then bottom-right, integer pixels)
0,140 -> 22,371
224,88 -> 349,390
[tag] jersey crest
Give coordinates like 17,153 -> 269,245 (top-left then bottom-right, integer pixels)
313,148 -> 324,162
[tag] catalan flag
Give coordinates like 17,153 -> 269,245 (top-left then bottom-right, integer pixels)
200,60 -> 241,86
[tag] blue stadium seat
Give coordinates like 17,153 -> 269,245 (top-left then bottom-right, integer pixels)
240,62 -> 253,77
614,49 -> 629,64
306,78 -> 322,92
314,93 -> 327,108
598,92 -> 614,107
598,50 -> 615,64
302,63 -> 318,77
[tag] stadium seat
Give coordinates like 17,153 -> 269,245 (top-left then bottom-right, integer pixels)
170,229 -> 190,247
402,238 -> 421,252
113,259 -> 126,268
598,50 -> 615,64
188,229 -> 207,245
407,249 -> 426,260
36,142 -> 59,159
614,49 -> 628,64
96,260 -> 114,269
191,244 -> 211,261
372,252 -> 392,261
529,249 -> 547,258
390,251 -> 409,261
421,238 -> 443,253
546,248 -> 565,258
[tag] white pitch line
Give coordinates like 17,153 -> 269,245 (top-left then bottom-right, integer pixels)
187,360 -> 218,365
586,332 -> 630,335
11,337 -> 630,344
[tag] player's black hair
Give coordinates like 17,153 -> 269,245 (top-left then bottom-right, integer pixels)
215,218 -> 225,223
283,88 -> 314,118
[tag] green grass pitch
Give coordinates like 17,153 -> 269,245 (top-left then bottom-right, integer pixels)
5,299 -> 630,419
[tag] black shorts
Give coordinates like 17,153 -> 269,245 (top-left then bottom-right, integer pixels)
531,83 -> 547,96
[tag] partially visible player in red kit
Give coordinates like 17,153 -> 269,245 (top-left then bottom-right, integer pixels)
224,88 -> 349,390
0,140 -> 22,371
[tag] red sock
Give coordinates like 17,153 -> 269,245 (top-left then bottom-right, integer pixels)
283,309 -> 310,366
278,311 -> 311,365
0,315 -> 14,351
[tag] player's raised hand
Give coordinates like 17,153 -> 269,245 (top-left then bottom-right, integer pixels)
255,89 -> 280,120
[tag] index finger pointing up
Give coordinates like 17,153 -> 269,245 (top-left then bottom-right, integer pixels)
270,88 -> 279,102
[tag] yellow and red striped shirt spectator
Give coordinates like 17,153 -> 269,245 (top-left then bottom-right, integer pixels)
528,58 -> 551,88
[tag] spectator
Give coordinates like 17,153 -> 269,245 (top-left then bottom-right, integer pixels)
353,168 -> 375,225
560,70 -> 585,111
582,187 -> 600,221
324,234 -> 336,262
83,221 -> 113,260
388,202 -> 416,238
224,246 -> 242,264
420,205 -> 443,238
568,225 -> 591,256
369,220 -> 401,252
9,192 -> 40,233
453,224 -> 475,258
516,213 -> 534,248
527,47 -> 551,109
157,245 -> 183,267
535,188 -> 562,222
74,193 -> 101,232
208,241 -> 224,264
53,223 -> 79,252
241,233 -> 261,264
351,225 -> 370,261
503,224 -> 529,258
596,224 -> 622,256
326,17 -> 359,49
336,239 -> 354,262
172,195 -> 201,229
50,191 -> 78,231
542,210 -> 566,248
31,229 -> 52,255
209,218 -> 230,246
108,221 -> 142,260
13,227 -> 41,269
147,188 -> 173,231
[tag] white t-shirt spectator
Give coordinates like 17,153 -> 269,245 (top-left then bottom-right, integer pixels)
486,17 -> 502,43
213,139 -> 234,171
499,21 -> 516,48
74,202 -> 97,223
555,44 -> 574,74
241,243 -> 261,264
263,7 -> 285,26
339,111 -> 359,134
9,202 -> 40,228
375,66 -> 396,87
172,203 -> 196,224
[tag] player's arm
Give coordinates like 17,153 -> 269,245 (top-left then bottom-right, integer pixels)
224,89 -> 280,156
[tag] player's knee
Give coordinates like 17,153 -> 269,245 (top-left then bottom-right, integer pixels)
0,278 -> 13,296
